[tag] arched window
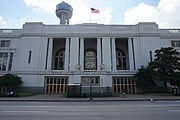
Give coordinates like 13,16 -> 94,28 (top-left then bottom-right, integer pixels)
116,48 -> 126,70
54,48 -> 65,70
84,49 -> 97,70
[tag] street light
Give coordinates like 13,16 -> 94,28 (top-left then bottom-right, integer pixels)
89,75 -> 93,100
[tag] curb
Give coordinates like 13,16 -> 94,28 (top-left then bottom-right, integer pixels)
0,98 -> 180,102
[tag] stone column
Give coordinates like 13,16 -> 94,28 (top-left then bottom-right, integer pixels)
102,37 -> 111,71
69,37 -> 79,71
80,38 -> 84,71
128,38 -> 134,70
111,38 -> 116,71
6,52 -> 10,71
64,38 -> 70,71
97,38 -> 101,71
47,38 -> 53,70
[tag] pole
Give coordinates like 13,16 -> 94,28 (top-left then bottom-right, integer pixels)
90,7 -> 92,23
90,12 -> 91,23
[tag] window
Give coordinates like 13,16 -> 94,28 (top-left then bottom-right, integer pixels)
2,30 -> 12,34
45,77 -> 68,93
0,53 -> 8,71
149,51 -> 153,62
171,41 -> 180,47
0,52 -> 13,71
81,76 -> 100,86
169,30 -> 179,33
0,40 -> 10,47
84,49 -> 97,70
113,77 -> 135,94
28,51 -> 32,63
8,53 -> 13,71
54,48 -> 65,70
116,49 -> 127,70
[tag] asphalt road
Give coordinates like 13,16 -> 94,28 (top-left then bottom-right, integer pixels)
0,101 -> 180,120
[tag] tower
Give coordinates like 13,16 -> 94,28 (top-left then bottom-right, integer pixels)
56,1 -> 73,25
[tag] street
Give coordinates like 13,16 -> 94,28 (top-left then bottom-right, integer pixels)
0,100 -> 180,120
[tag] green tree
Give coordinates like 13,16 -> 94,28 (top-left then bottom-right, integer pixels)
170,72 -> 180,88
149,47 -> 180,92
0,74 -> 22,92
134,66 -> 156,93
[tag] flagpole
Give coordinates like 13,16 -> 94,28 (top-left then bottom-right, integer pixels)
90,13 -> 91,23
90,7 -> 91,23
90,7 -> 100,23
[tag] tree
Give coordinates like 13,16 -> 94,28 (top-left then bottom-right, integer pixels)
170,72 -> 180,88
149,47 -> 180,92
134,66 -> 156,93
0,74 -> 22,92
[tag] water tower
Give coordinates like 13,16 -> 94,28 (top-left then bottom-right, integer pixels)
56,1 -> 73,25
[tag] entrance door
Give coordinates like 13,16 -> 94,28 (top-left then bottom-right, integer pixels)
113,77 -> 136,94
45,77 -> 68,94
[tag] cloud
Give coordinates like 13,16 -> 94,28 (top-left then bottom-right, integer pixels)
23,0 -> 59,12
23,0 -> 112,24
18,17 -> 27,22
90,8 -> 112,24
0,16 -> 7,27
123,0 -> 180,28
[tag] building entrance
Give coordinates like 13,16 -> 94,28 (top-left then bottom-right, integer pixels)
44,76 -> 68,94
113,77 -> 136,94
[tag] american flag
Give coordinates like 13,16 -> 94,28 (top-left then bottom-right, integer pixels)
91,8 -> 100,13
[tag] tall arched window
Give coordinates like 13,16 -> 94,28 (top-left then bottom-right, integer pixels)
54,48 -> 65,70
116,48 -> 126,70
84,49 -> 97,70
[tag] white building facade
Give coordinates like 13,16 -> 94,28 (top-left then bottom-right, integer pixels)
0,22 -> 180,95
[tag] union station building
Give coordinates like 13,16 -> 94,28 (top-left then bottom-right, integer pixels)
0,2 -> 180,95
0,22 -> 180,95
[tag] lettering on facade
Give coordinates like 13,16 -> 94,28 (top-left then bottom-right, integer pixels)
144,27 -> 153,31
29,27 -> 37,32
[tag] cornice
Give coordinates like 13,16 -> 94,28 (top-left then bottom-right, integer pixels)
4,70 -> 137,76
160,34 -> 180,39
44,33 -> 160,38
21,33 -> 45,37
0,35 -> 21,39
1,32 -> 162,39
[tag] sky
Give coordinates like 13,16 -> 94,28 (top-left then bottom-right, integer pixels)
0,0 -> 180,29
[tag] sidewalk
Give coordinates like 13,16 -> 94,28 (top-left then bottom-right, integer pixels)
1,94 -> 180,102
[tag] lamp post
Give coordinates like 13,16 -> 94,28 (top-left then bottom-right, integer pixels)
89,75 -> 93,100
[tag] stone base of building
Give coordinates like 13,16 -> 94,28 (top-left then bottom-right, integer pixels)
17,86 -> 44,94
81,87 -> 113,97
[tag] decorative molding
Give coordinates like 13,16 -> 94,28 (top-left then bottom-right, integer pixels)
0,48 -> 16,52
76,64 -> 81,70
100,64 -> 105,70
